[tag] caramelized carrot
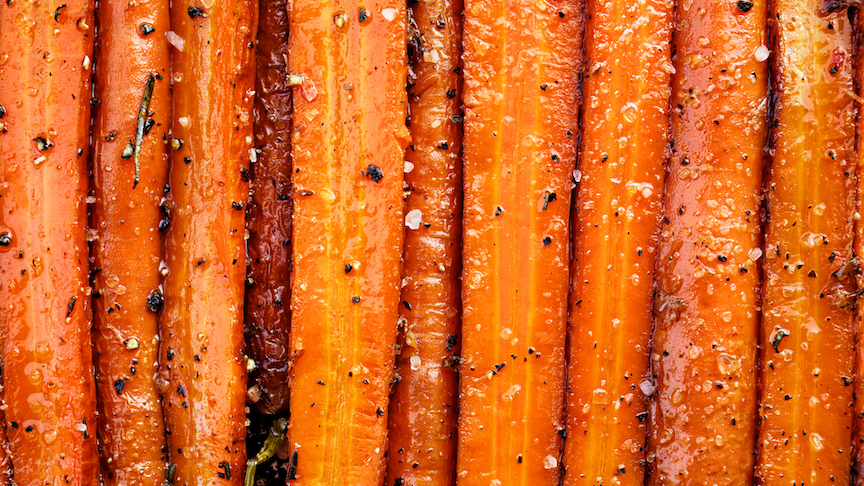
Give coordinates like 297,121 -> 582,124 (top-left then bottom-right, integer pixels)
756,2 -> 857,484
646,0 -> 768,483
158,0 -> 257,481
245,0 -> 292,415
563,0 -> 673,484
0,411 -> 8,483
90,0 -> 171,481
0,0 -> 99,481
853,10 -> 864,484
385,0 -> 463,483
457,1 -> 581,483
286,1 -> 409,484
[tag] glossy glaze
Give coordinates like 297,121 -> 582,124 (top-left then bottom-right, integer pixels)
0,0 -> 99,482
385,0 -> 463,483
158,0 -> 257,481
90,0 -> 171,481
564,0 -> 673,484
457,1 -> 581,484
245,0 -> 292,416
756,2 -> 856,484
287,0 -> 408,484
647,1 -> 768,484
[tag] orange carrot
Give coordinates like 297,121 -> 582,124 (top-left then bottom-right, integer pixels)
756,2 -> 857,484
563,0 -> 673,484
245,0 -> 292,415
0,410 -> 8,483
158,0 -> 257,481
385,0 -> 463,483
0,0 -> 99,482
647,0 -> 768,483
286,1 -> 409,484
90,0 -> 171,480
456,0 -> 582,484
853,10 -> 864,485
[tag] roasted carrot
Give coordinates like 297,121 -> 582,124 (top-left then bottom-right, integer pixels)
90,0 -> 171,481
385,0 -> 463,483
756,2 -> 857,484
0,411 -> 8,483
286,1 -> 409,484
563,0 -> 673,484
158,0 -> 257,481
0,0 -> 99,481
646,1 -> 768,484
853,10 -> 864,484
457,1 -> 581,484
244,0 -> 292,415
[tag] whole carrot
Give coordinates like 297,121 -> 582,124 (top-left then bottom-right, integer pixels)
457,1 -> 581,484
0,0 -> 99,482
286,1 -> 409,484
564,0 -> 673,484
385,0 -> 463,483
853,10 -> 864,485
647,0 -> 768,484
245,0 -> 292,415
90,0 -> 171,480
756,2 -> 857,484
158,0 -> 257,481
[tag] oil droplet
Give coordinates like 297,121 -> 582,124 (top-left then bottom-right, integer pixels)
810,433 -> 824,451
717,353 -> 741,376
671,388 -> 684,405
621,102 -> 638,124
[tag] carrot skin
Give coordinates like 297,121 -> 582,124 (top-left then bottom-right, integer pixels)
90,0 -> 172,481
646,1 -> 768,484
245,0 -> 292,415
159,0 -> 257,481
756,3 -> 857,484
564,0 -> 673,484
385,0 -> 463,483
0,0 -> 99,482
286,0 -> 409,484
457,1 -> 581,484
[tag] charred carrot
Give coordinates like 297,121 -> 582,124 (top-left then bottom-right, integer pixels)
158,0 -> 257,481
244,0 -> 292,415
286,1 -> 408,484
647,1 -> 768,483
563,0 -> 673,484
756,2 -> 857,484
457,1 -> 581,484
385,0 -> 463,483
0,0 -> 99,482
90,0 -> 171,480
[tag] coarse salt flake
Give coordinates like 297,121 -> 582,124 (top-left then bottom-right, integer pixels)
410,355 -> 421,370
165,31 -> 185,52
755,45 -> 770,62
381,7 -> 397,21
404,161 -> 414,173
405,209 -> 422,230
